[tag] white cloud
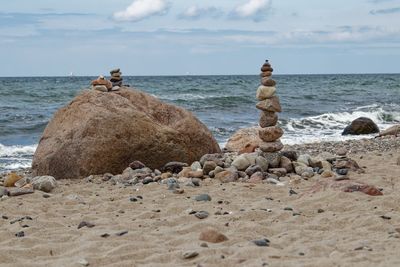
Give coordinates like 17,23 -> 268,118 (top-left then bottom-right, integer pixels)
179,6 -> 222,20
231,0 -> 272,20
113,0 -> 170,22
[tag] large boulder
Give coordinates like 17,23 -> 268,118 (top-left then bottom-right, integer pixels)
32,87 -> 220,179
342,117 -> 379,135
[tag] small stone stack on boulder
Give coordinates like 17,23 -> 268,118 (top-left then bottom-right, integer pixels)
91,75 -> 112,92
110,68 -> 123,89
256,60 -> 284,153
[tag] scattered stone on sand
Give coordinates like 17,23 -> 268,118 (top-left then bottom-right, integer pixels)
115,230 -> 128,236
15,231 -> 25,237
78,259 -> 90,266
199,228 -> 228,243
182,251 -> 199,259
7,187 -> 34,197
253,238 -> 270,247
195,211 -> 209,219
342,117 -> 379,135
195,194 -> 211,201
78,221 -> 95,229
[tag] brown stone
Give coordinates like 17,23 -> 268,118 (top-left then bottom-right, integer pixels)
4,173 -> 22,187
379,124 -> 400,137
260,71 -> 272,77
199,228 -> 228,243
256,96 -> 282,112
259,140 -> 283,153
343,184 -> 383,196
225,127 -> 262,152
248,172 -> 264,183
239,143 -> 258,154
342,117 -> 379,135
261,78 -> 276,87
187,170 -> 204,178
256,86 -> 276,100
91,77 -> 112,90
32,88 -> 220,179
215,170 -> 238,183
268,168 -> 287,177
280,156 -> 294,173
258,126 -> 283,142
259,111 -> 278,127
261,66 -> 273,72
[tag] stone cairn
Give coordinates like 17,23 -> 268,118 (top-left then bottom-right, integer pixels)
110,68 -> 123,88
255,60 -> 284,153
91,75 -> 112,92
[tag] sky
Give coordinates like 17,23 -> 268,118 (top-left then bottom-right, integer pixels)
1,0 -> 400,76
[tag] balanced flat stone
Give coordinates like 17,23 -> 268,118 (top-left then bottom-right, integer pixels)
256,86 -> 276,100
93,85 -> 108,92
256,96 -> 282,112
258,126 -> 283,142
260,71 -> 272,77
261,66 -> 273,72
110,68 -> 120,74
259,111 -> 278,127
261,78 -> 276,87
259,140 -> 283,153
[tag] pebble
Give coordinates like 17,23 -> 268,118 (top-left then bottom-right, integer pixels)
317,209 -> 325,213
42,193 -> 51,198
381,215 -> 391,220
78,259 -> 90,266
289,189 -> 298,195
2,215 -> 8,220
195,211 -> 209,219
173,188 -> 184,194
142,177 -> 154,184
29,176 -> 57,193
78,221 -> 95,229
253,238 -> 270,247
0,187 -> 8,197
191,178 -> 201,186
115,230 -> 128,236
190,161 -> 202,171
182,251 -> 199,259
200,242 -> 208,247
284,207 -> 293,211
199,228 -> 228,243
100,233 -> 110,238
15,231 -> 25,237
130,197 -> 138,202
336,169 -> 348,175
195,194 -> 211,201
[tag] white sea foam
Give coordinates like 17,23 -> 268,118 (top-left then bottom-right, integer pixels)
0,143 -> 37,172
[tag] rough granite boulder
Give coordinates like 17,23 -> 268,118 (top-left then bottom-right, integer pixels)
225,127 -> 263,152
342,117 -> 379,135
32,87 -> 220,179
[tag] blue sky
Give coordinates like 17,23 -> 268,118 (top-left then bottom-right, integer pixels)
1,0 -> 399,76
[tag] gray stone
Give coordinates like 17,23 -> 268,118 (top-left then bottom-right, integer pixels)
182,251 -> 199,259
297,154 -> 312,166
255,156 -> 269,171
253,238 -> 270,247
0,187 -> 8,197
190,161 -> 202,171
280,156 -> 294,173
202,161 -> 217,175
199,154 -> 225,167
195,211 -> 209,219
29,176 -> 57,193
231,155 -> 252,171
263,153 -> 281,168
214,166 -> 224,175
301,171 -> 314,179
245,165 -> 262,177
269,168 -> 287,177
195,194 -> 211,201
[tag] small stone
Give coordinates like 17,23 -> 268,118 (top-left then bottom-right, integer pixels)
261,78 -> 276,87
162,162 -> 189,173
259,140 -> 283,153
0,187 -> 8,197
15,231 -> 25,237
232,154 -> 253,171
252,238 -> 270,247
301,171 -> 314,179
187,170 -> 204,179
4,173 -> 22,187
280,156 -> 294,173
280,151 -> 298,161
255,156 -> 269,172
2,215 -> 8,220
200,242 -> 208,247
30,176 -> 57,193
269,168 -> 287,177
202,161 -> 217,175
195,211 -> 209,219
256,86 -> 276,100
195,194 -> 211,201
78,221 -> 95,229
100,233 -> 110,238
215,170 -> 238,183
284,207 -> 293,211
317,209 -> 325,213
336,169 -> 348,175
248,172 -> 264,184
321,170 -> 335,178
256,96 -> 282,112
191,161 -> 202,171
78,259 -> 90,266
129,160 -> 146,170
381,215 -> 391,220
182,251 -> 199,259
245,165 -> 262,177
289,189 -> 298,195
259,111 -> 278,128
115,230 -> 128,236
336,147 -> 348,156
42,193 -> 51,198
297,154 -> 311,166
130,197 -> 138,202
142,177 -> 154,184
199,228 -> 228,243
258,127 -> 284,142
239,143 -> 258,154
173,188 -> 185,194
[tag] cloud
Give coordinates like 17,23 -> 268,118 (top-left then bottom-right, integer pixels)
113,0 -> 170,22
178,6 -> 223,20
370,7 -> 400,14
230,0 -> 272,21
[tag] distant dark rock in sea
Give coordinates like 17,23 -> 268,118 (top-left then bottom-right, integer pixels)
342,117 -> 379,135
32,87 -> 220,179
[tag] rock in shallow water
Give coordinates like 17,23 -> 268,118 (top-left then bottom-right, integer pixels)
342,117 -> 379,135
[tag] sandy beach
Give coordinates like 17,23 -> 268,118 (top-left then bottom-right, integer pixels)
1,137 -> 399,267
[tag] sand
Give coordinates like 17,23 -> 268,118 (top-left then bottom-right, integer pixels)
1,146 -> 400,267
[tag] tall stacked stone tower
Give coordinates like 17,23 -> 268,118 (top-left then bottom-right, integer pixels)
256,60 -> 284,153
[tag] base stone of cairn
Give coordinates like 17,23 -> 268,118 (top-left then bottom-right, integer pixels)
256,60 -> 284,153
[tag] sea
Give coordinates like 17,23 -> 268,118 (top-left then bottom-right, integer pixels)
1,74 -> 400,173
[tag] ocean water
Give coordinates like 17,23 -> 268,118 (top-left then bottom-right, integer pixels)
1,74 -> 400,173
